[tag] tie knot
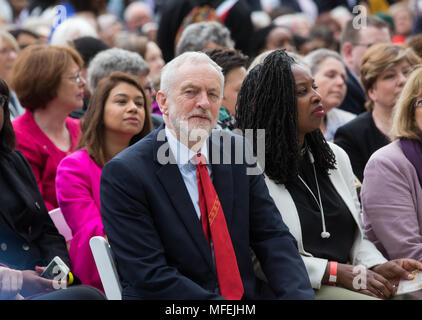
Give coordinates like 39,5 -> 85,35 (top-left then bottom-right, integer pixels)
192,153 -> 207,166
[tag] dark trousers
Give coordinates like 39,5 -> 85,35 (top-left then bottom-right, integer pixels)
31,285 -> 106,300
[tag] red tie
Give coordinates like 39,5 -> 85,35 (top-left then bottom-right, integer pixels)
194,153 -> 244,300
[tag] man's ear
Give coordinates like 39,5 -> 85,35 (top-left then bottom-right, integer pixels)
156,91 -> 169,115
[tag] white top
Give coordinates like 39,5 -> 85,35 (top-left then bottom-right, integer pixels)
325,108 -> 356,141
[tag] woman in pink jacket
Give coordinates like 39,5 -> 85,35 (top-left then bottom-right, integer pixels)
55,72 -> 152,290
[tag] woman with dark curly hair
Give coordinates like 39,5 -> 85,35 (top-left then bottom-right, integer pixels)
235,49 -> 422,300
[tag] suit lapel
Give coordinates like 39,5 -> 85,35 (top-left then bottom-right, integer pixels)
153,128 -> 213,267
347,67 -> 365,97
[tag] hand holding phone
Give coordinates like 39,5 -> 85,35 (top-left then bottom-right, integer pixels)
20,270 -> 53,297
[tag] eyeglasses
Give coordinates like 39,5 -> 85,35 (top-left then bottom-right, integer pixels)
414,100 -> 422,108
0,94 -> 7,108
64,71 -> 83,84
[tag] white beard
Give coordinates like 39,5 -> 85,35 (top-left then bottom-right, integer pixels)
168,109 -> 214,151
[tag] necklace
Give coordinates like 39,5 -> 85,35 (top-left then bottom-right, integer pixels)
298,154 -> 331,239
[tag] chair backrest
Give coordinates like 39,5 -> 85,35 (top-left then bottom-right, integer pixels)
48,208 -> 73,242
89,236 -> 122,300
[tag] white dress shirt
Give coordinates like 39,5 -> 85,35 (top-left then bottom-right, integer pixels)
165,126 -> 212,220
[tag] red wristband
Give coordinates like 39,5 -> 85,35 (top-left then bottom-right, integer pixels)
328,261 -> 338,285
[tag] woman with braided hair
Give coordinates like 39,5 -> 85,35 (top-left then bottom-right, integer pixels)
236,49 -> 422,300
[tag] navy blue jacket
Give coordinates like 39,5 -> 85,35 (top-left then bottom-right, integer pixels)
334,111 -> 390,182
338,67 -> 367,115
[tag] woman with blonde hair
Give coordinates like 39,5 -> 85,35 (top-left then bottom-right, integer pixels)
334,43 -> 421,182
361,66 -> 422,282
0,30 -> 18,83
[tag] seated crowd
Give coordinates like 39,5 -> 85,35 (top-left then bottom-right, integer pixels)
1,0 -> 422,300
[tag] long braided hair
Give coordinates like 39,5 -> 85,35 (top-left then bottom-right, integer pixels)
236,49 -> 336,185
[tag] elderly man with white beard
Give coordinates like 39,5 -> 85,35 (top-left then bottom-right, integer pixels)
100,51 -> 314,300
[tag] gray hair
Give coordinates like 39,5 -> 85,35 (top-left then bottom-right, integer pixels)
160,51 -> 224,98
87,48 -> 150,92
124,2 -> 152,22
303,48 -> 344,75
175,21 -> 234,57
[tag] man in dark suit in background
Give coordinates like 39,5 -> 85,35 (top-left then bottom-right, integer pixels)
100,51 -> 314,300
338,16 -> 390,115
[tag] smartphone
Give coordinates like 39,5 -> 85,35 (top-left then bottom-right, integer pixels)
40,256 -> 70,280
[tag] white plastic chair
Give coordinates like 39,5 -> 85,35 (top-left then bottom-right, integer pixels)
89,236 -> 122,300
48,208 -> 73,242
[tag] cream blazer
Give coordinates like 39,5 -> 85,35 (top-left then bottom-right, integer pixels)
264,142 -> 387,289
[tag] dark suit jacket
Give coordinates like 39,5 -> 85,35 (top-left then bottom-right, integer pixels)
0,150 -> 70,270
100,127 -> 314,300
334,111 -> 390,182
338,67 -> 367,115
278,0 -> 302,12
313,0 -> 358,13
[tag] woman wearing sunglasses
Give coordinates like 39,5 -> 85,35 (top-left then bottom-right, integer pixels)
361,66 -> 422,286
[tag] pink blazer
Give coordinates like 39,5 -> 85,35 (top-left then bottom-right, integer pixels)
12,110 -> 81,211
55,149 -> 104,291
361,140 -> 422,261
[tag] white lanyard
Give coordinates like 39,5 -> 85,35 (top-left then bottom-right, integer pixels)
298,152 -> 331,239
